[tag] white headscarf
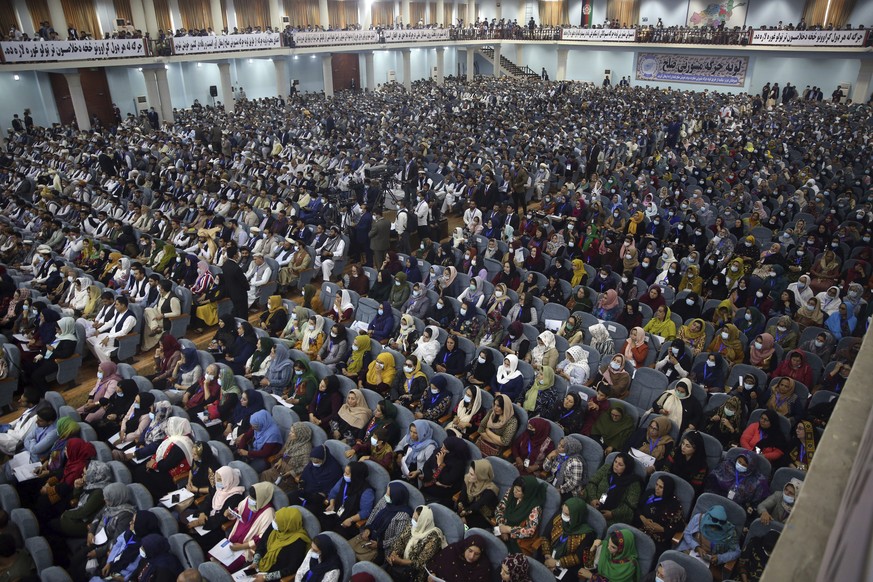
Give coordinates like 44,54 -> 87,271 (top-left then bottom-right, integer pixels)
787,275 -> 814,308
404,506 -> 447,559
496,354 -> 522,384
816,286 -> 842,316
155,417 -> 194,464
412,325 -> 441,365
563,346 -> 590,383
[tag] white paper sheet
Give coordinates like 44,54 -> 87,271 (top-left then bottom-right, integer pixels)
160,488 -> 195,508
209,539 -> 245,567
629,448 -> 656,468
94,528 -> 108,545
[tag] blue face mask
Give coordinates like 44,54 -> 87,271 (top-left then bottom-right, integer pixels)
295,370 -> 303,376
343,475 -> 351,483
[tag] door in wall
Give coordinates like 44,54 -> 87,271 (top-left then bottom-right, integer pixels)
48,68 -> 115,129
331,53 -> 361,92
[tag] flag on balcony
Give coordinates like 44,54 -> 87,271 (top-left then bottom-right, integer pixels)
581,0 -> 592,27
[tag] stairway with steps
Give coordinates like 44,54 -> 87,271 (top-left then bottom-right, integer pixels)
478,46 -> 541,79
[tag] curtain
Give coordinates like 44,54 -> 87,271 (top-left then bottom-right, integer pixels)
327,0 -> 358,28
371,2 -> 393,26
444,3 -> 453,26
113,0 -> 132,24
26,0 -> 51,31
236,0 -> 269,28
220,0 -> 227,30
0,1 -> 19,33
428,2 -> 436,24
457,2 -> 467,23
285,0 -> 320,26
61,0 -> 103,36
803,0 -> 856,27
178,0 -> 212,30
606,0 -> 637,26
410,1 -> 425,24
153,0 -> 172,31
538,0 -> 568,25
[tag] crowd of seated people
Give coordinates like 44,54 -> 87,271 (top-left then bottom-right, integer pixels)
0,74 -> 868,582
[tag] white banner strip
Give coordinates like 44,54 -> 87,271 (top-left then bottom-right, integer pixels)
383,29 -> 451,42
1,39 -> 146,62
562,28 -> 636,42
749,30 -> 867,47
172,33 -> 281,54
293,31 -> 379,47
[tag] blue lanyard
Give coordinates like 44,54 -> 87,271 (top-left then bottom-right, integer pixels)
429,392 -> 440,406
560,409 -> 574,420
607,475 -> 617,492
703,366 -> 711,380
799,444 -> 806,462
316,393 -> 323,406
646,495 -> 662,505
443,351 -> 450,364
734,471 -> 746,491
648,438 -> 661,454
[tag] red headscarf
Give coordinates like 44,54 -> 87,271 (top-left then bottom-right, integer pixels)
61,438 -> 97,486
159,334 -> 182,372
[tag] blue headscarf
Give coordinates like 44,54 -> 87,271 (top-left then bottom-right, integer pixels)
409,419 -> 437,454
250,409 -> 283,450
179,346 -> 199,374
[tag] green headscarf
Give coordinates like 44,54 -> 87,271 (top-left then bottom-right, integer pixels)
597,529 -> 640,581
522,365 -> 555,412
219,367 -> 241,403
346,334 -> 371,375
553,498 -> 594,559
582,225 -> 600,252
250,337 -> 273,373
284,307 -> 309,343
502,475 -> 547,526
154,242 -> 176,273
591,402 -> 635,450
56,416 -> 79,439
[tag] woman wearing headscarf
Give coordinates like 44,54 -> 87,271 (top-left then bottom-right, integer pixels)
258,342 -> 293,396
620,327 -> 649,369
76,362 -> 121,424
280,307 -> 309,348
540,436 -> 586,501
676,319 -> 707,356
540,498 -> 596,573
425,294 -> 455,329
237,410 -> 284,472
222,321 -> 258,377
361,352 -> 398,396
420,436 -> 470,503
415,375 -> 452,423
741,409 -> 788,464
464,348 -> 497,389
529,331 -> 558,370
706,323 -> 744,366
26,316 -> 79,398
350,482 -> 413,563
368,301 -> 395,344
433,334 -> 466,377
192,271 -> 227,331
522,365 -> 559,418
257,422 -> 312,489
757,477 -> 802,526
634,474 -> 686,556
259,295 -> 289,337
659,430 -> 709,496
35,437 -> 97,521
737,529 -> 779,582
138,533 -> 183,582
583,452 -> 641,527
333,389 -> 374,445
317,324 -> 350,375
495,475 -> 547,555
556,346 -> 591,387
593,289 -> 621,321
644,305 -> 677,341
705,451 -> 770,511
307,374 -> 342,431
455,459 -> 500,530
676,505 -> 741,570
796,295 -> 825,329
49,459 -> 112,541
589,399 -> 632,454
341,333 -> 373,384
640,284 -> 666,313
224,483 -> 277,572
98,510 -> 161,580
506,291 -> 538,327
321,461 -> 375,538
634,416 -> 675,472
134,417 -> 194,499
351,399 -> 400,460
389,314 -> 420,355
296,314 -> 326,360
556,314 -> 585,347
250,506 -> 311,580
115,391 -> 155,449
649,378 -> 702,434
787,420 -> 816,472
384,505 -> 446,582
427,535 -> 492,582
476,393 -> 518,457
370,270 -> 393,303
185,464 -> 247,550
816,285 -> 843,318
770,350 -> 813,391
703,394 -> 744,448
475,310 -> 506,349
67,482 -> 134,580
400,420 -> 438,483
500,322 -> 532,364
825,301 -> 858,340
587,323 -> 615,360
389,272 -> 412,310
285,444 -> 343,509
325,289 -> 355,326
593,354 -> 631,400
182,363 -> 220,417
734,305 -> 766,342
787,274 -> 815,309
485,283 -> 512,318
766,315 -> 798,351
809,249 -> 841,293
148,333 -> 183,392
490,354 -> 526,401
410,325 -> 440,366
447,385 -> 485,439
92,379 -> 138,441
567,286 -> 593,314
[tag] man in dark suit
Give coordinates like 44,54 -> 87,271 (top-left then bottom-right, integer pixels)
368,207 -> 391,269
222,246 -> 250,319
400,152 -> 418,206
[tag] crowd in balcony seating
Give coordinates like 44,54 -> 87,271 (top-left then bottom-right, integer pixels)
0,75 -> 868,581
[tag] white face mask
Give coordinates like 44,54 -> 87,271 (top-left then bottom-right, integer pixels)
140,548 -> 148,559
478,355 -> 486,364
670,347 -> 679,355
495,290 -> 504,298
735,461 -> 748,473
776,326 -> 787,333
744,312 -> 753,321
706,359 -> 716,368
782,493 -> 795,505
685,298 -> 695,306
730,265 -> 739,272
721,331 -> 730,340
814,339 -> 824,348
204,373 -> 214,382
403,365 -> 413,374
97,372 -> 104,380
561,514 -> 571,523
610,361 -> 621,370
754,341 -> 763,350
370,436 -> 379,447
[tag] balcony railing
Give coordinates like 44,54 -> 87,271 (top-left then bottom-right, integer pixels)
1,26 -> 869,64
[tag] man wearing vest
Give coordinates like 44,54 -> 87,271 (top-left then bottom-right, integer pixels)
142,280 -> 182,351
394,199 -> 410,254
87,295 -> 137,363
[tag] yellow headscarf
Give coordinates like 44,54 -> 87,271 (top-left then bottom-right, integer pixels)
258,507 -> 310,572
627,211 -> 645,235
366,352 -> 396,386
346,334 -> 371,375
571,259 -> 586,287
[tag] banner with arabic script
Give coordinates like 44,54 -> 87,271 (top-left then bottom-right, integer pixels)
635,53 -> 748,86
0,39 -> 146,63
293,31 -> 379,47
383,29 -> 451,42
172,33 -> 280,54
750,29 -> 867,47
562,28 -> 636,42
